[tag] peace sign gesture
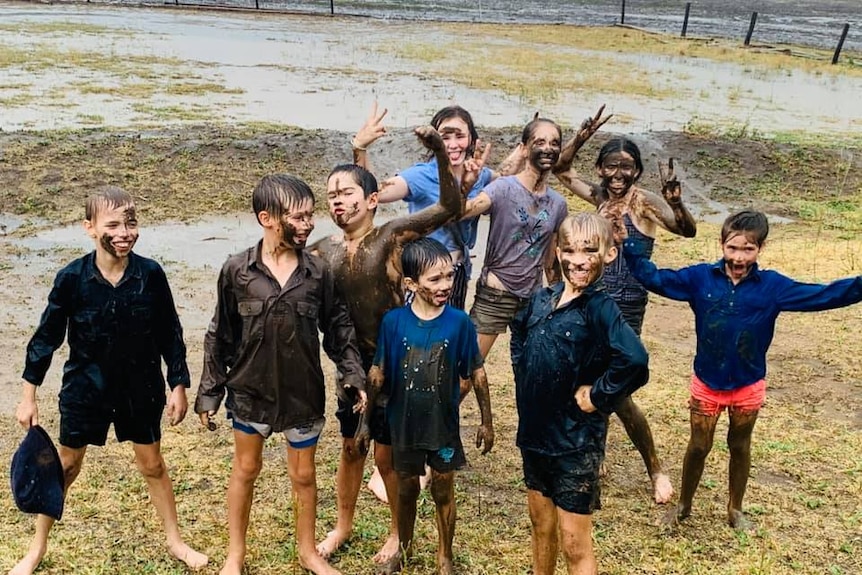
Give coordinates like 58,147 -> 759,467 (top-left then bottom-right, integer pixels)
352,102 -> 388,151
659,158 -> 682,206
461,139 -> 492,197
554,104 -> 613,173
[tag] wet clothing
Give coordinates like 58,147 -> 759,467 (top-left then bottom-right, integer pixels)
511,282 -> 649,456
400,158 -> 492,274
24,252 -> 190,426
394,438 -> 467,475
689,374 -> 766,417
605,213 -> 654,315
479,176 -> 568,298
624,242 -> 862,391
374,305 -> 483,454
196,242 -> 364,432
521,448 -> 602,515
60,401 -> 163,448
469,282 -> 530,334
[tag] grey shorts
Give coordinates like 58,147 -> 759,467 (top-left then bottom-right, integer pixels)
229,412 -> 325,449
469,282 -> 530,335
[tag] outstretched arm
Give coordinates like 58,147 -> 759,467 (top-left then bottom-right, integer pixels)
386,125 -> 462,244
641,158 -> 697,237
351,102 -> 388,170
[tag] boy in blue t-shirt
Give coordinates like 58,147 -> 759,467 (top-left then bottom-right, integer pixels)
359,237 -> 494,575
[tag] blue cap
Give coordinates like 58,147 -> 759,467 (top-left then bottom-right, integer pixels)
10,425 -> 65,520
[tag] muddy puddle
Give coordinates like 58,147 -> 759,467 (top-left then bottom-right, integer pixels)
2,4 -> 861,135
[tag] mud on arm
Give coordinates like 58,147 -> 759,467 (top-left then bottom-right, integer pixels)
471,366 -> 495,454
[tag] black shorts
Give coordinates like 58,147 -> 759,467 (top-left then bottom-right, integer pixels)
521,448 -> 603,515
59,402 -> 163,449
336,395 -> 391,446
393,436 -> 466,476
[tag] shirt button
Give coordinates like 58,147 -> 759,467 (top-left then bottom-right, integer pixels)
540,329 -> 545,335
565,331 -> 571,336
547,315 -> 553,320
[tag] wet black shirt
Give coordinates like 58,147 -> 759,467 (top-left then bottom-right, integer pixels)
510,282 -> 649,456
23,252 -> 190,413
196,243 -> 364,432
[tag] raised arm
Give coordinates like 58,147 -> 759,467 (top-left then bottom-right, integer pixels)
350,102 -> 388,171
622,239 -> 696,302
552,105 -> 612,206
386,126 -> 463,244
640,158 -> 697,237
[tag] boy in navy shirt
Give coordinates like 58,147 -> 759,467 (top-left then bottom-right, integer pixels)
13,186 -> 206,575
624,209 -> 862,530
362,238 -> 494,575
511,212 -> 649,575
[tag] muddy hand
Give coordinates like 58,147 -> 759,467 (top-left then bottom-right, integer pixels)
461,139 -> 492,196
554,104 -> 612,173
659,158 -> 683,205
414,125 -> 444,153
353,101 -> 388,149
476,424 -> 495,455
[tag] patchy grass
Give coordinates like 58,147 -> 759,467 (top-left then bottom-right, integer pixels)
0,21 -> 123,36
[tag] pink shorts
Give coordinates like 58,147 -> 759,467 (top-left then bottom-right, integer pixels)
689,374 -> 766,417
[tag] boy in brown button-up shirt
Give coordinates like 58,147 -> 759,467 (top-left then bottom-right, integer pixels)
196,174 -> 365,575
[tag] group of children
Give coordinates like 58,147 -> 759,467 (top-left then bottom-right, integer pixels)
11,103 -> 862,575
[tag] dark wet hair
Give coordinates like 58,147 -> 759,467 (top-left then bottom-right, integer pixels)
401,237 -> 452,281
327,164 -> 379,198
721,210 -> 769,246
595,137 -> 644,182
430,105 -> 479,157
252,174 -> 314,224
521,117 -> 562,145
85,185 -> 134,221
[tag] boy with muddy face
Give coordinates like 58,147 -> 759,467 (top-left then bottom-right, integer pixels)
624,209 -> 862,531
196,174 -> 366,575
310,123 -> 464,568
13,186 -> 207,575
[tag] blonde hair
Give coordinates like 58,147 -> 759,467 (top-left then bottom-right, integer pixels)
557,212 -> 614,254
85,186 -> 134,221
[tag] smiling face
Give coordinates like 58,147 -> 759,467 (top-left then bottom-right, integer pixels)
85,202 -> 139,260
721,232 -> 762,284
557,232 -> 617,292
524,121 -> 562,173
597,150 -> 640,198
326,171 -> 376,231
404,257 -> 455,308
437,117 -> 473,168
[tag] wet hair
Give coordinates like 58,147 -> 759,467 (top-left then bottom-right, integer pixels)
401,237 -> 452,281
430,105 -> 479,157
521,117 -> 562,145
252,174 -> 314,224
557,212 -> 615,257
327,164 -> 379,198
595,137 -> 644,182
720,210 -> 769,247
85,185 -> 134,221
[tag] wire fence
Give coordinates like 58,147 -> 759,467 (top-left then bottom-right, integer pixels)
61,1 -> 860,61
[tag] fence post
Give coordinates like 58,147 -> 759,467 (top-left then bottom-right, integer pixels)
331,0 -> 335,15
832,23 -> 850,64
255,0 -> 259,9
620,0 -> 625,25
744,11 -> 758,46
682,2 -> 691,37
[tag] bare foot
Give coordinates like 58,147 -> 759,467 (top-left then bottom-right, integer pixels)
317,528 -> 351,560
367,466 -> 388,503
375,549 -> 402,575
299,550 -> 343,575
659,503 -> 690,530
372,533 -> 400,564
419,465 -> 432,490
728,509 -> 754,531
168,541 -> 208,570
8,545 -> 46,575
598,460 -> 608,478
437,554 -> 455,575
651,472 -> 674,505
219,557 -> 243,575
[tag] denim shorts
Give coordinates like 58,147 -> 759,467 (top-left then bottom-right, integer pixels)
469,282 -> 530,335
521,448 -> 603,515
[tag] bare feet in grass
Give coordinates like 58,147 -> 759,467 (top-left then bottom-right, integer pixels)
372,534 -> 400,565
8,543 -> 46,575
437,554 -> 455,575
659,503 -> 690,530
375,549 -> 402,575
728,509 -> 754,531
651,472 -> 674,504
168,541 -> 208,570
367,466 -> 388,503
317,528 -> 351,560
299,549 -> 343,575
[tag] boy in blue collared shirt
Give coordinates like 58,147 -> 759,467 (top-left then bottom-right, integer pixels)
13,186 -> 206,575
511,213 -> 649,575
624,210 -> 862,530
